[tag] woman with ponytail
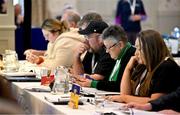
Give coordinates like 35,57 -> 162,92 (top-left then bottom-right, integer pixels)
24,18 -> 84,69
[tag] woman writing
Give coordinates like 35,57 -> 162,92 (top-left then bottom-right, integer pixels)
24,18 -> 84,69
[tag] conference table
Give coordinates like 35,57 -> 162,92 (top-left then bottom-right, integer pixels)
0,76 -> 159,115
0,59 -> 170,114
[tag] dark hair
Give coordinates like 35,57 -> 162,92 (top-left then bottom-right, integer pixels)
101,25 -> 128,43
41,18 -> 69,35
78,12 -> 103,27
131,29 -> 173,96
138,30 -> 172,72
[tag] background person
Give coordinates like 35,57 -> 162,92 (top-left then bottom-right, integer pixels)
14,4 -> 24,27
61,9 -> 80,28
115,0 -> 147,45
0,0 -> 7,14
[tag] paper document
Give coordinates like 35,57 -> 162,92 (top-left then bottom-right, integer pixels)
0,71 -> 36,77
82,87 -> 120,95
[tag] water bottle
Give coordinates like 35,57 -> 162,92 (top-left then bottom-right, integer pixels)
172,27 -> 180,51
163,35 -> 171,52
52,66 -> 69,94
172,27 -> 180,39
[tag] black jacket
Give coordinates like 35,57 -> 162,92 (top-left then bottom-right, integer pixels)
96,46 -> 136,92
150,87 -> 180,112
83,48 -> 116,78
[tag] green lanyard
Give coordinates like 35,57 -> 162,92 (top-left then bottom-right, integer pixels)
109,42 -> 131,81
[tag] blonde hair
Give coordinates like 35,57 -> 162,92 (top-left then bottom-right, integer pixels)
41,18 -> 69,35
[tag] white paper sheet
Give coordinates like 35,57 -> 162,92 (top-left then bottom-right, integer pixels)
0,71 -> 36,76
82,87 -> 120,95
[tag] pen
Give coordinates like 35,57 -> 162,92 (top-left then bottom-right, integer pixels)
60,96 -> 70,98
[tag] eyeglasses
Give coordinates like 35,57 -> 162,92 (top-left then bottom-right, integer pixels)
104,42 -> 119,51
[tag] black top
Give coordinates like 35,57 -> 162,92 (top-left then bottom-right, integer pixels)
96,46 -> 136,92
150,87 -> 180,112
82,48 -> 116,78
116,0 -> 146,32
148,59 -> 180,96
15,16 -> 24,28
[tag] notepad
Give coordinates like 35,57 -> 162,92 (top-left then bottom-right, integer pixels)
4,76 -> 40,82
0,71 -> 36,77
82,87 -> 120,96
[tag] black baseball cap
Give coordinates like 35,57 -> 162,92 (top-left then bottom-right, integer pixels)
78,21 -> 108,35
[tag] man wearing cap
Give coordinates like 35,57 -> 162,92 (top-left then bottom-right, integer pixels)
72,20 -> 115,81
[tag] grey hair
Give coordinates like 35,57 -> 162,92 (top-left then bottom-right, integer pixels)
102,25 -> 128,43
103,36 -> 119,44
62,9 -> 80,25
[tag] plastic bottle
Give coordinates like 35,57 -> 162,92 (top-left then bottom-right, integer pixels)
163,35 -> 171,52
172,27 -> 180,39
170,27 -> 180,53
174,27 -> 180,51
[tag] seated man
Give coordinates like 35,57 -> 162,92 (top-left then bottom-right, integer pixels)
72,21 -> 115,81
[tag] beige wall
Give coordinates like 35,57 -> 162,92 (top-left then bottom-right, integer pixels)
0,0 -> 16,54
1,0 -> 180,54
47,0 -> 77,18
46,0 -> 180,34
76,0 -> 118,24
157,0 -> 180,34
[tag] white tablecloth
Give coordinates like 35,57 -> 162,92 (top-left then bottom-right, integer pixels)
9,82 -> 159,115
0,60 -> 160,114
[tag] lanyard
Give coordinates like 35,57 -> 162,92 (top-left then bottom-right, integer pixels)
135,69 -> 147,95
109,59 -> 121,81
128,0 -> 136,15
91,54 -> 97,73
109,42 -> 131,81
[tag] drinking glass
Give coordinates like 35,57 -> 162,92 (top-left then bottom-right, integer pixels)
94,93 -> 105,113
